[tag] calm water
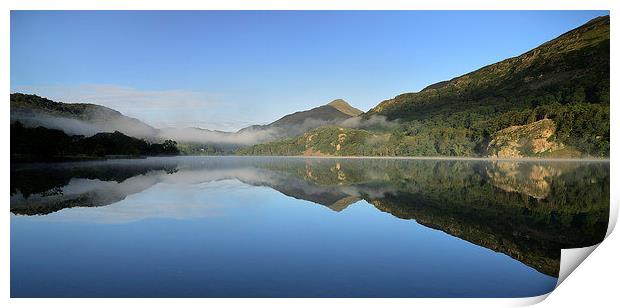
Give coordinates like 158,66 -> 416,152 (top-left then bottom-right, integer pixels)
10,157 -> 609,297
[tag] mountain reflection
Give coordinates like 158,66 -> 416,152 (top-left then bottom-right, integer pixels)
10,157 -> 609,277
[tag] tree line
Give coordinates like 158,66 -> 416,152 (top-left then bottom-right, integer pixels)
11,121 -> 179,162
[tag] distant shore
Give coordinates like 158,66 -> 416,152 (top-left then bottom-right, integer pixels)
204,155 -> 611,162
10,154 -> 610,164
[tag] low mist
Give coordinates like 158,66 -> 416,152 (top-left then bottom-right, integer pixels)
11,109 -> 399,147
339,115 -> 398,129
11,111 -> 158,139
157,127 -> 281,145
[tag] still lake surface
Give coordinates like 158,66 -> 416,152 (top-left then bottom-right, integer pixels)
10,156 -> 609,297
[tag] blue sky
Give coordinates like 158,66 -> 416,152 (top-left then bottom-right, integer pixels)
11,10 -> 608,131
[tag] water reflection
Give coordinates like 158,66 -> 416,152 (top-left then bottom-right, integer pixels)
11,157 -> 609,279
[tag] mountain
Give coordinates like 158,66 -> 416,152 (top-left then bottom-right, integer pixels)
326,99 -> 364,117
240,16 -> 610,158
368,16 -> 609,120
237,99 -> 363,139
9,93 -> 260,147
10,93 -> 366,152
11,16 -> 610,158
157,99 -> 364,151
10,93 -> 158,139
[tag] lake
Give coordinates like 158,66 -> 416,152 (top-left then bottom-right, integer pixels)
10,156 -> 609,297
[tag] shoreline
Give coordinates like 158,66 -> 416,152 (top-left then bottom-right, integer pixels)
10,154 -> 610,164
194,155 -> 611,162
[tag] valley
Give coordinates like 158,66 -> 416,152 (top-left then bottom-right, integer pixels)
10,16 -> 610,160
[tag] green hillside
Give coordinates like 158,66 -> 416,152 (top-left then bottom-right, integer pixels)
11,93 -> 158,138
239,16 -> 610,158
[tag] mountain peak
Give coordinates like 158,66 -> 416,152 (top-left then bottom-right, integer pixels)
327,99 -> 363,117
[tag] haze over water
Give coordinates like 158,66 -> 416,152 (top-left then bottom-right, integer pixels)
10,157 -> 609,297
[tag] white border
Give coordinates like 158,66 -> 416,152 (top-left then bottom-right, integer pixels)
2,1 -> 617,307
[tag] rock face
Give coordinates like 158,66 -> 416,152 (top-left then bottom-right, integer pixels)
486,162 -> 563,199
487,119 -> 568,158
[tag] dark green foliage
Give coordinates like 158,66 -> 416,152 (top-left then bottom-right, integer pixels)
11,93 -> 123,121
256,158 -> 609,276
148,139 -> 181,156
78,131 -> 150,156
11,161 -> 179,200
177,142 -> 238,155
11,121 -> 179,161
9,156 -> 609,276
473,103 -> 609,156
237,137 -> 306,156
10,93 -> 158,138
372,16 -> 610,157
370,16 -> 610,122
239,16 -> 610,158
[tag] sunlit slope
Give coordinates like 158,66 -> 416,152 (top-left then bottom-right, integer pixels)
368,16 -> 609,121
241,16 -> 609,157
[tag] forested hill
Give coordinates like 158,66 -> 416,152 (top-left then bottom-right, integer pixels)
11,93 -> 158,138
368,15 -> 609,121
240,16 -> 609,158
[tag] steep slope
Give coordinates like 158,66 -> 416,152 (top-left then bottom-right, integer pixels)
368,16 -> 609,121
10,93 -> 158,139
486,119 -> 580,158
327,99 -> 363,117
237,99 -> 363,139
10,93 -> 365,149
241,16 -> 609,157
159,99 -> 363,147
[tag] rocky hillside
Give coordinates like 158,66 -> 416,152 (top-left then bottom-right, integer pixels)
237,126 -> 374,156
487,119 -> 579,158
241,15 -> 610,158
13,16 -> 610,158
